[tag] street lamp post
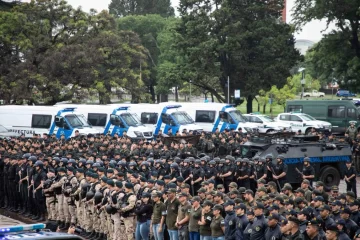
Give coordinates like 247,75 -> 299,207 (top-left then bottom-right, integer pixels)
298,68 -> 306,99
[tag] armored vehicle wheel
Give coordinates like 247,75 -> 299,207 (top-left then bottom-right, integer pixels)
319,166 -> 340,187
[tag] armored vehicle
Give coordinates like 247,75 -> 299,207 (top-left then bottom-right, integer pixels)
242,132 -> 351,187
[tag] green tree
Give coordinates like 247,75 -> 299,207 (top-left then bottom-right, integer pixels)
108,0 -> 174,17
177,0 -> 301,112
293,0 -> 360,91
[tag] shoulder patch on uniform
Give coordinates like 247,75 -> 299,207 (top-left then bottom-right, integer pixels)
229,220 -> 233,225
255,226 -> 261,231
206,216 -> 212,221
220,220 -> 225,225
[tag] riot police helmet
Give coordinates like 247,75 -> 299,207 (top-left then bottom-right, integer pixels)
86,160 -> 94,165
34,160 -> 44,167
22,153 -> 31,159
94,191 -> 103,205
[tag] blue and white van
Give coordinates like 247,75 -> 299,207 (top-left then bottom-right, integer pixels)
0,106 -> 100,139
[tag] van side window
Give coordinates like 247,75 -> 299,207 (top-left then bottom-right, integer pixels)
32,114 -> 52,128
288,105 -> 303,113
195,110 -> 215,123
328,106 -> 345,118
141,113 -> 158,124
279,115 -> 290,121
347,108 -> 356,118
290,115 -> 302,122
88,113 -> 107,127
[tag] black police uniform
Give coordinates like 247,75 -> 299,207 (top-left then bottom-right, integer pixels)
302,165 -> 315,186
224,210 -> 237,240
272,162 -> 287,188
264,224 -> 281,240
243,219 -> 254,240
33,168 -> 47,220
235,214 -> 249,239
192,166 -> 205,193
250,214 -> 267,240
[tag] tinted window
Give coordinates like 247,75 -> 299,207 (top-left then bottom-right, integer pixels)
88,113 -> 107,127
32,114 -> 52,128
290,115 -> 302,122
328,106 -> 345,118
287,105 -> 303,113
279,115 -> 290,121
250,116 -> 263,123
347,108 -> 356,118
141,113 -> 158,124
195,110 -> 215,123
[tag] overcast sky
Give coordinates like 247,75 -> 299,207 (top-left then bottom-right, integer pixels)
25,0 -> 335,42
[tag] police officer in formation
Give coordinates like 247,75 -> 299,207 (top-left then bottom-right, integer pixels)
0,131 -> 360,240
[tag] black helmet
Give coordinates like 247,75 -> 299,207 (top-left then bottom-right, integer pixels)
81,183 -> 91,199
265,154 -> 273,159
195,160 -> 201,165
28,156 -> 37,162
174,157 -> 181,164
129,162 -> 137,167
184,158 -> 191,164
235,158 -> 242,163
93,162 -> 101,168
105,205 -> 117,214
94,191 -> 103,205
170,163 -> 179,170
109,160 -> 117,165
34,160 -> 44,167
68,159 -> 76,164
52,157 -> 60,164
86,160 -> 94,165
43,179 -> 52,189
209,160 -> 216,165
79,158 -> 87,165
86,190 -> 95,201
220,159 -> 226,164
141,161 -> 149,167
22,153 -> 31,159
118,161 -> 127,167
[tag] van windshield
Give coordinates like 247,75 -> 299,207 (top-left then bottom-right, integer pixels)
171,112 -> 194,124
65,114 -> 90,128
229,110 -> 246,123
120,113 -> 139,127
131,113 -> 143,126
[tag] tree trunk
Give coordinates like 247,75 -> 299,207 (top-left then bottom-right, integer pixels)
211,93 -> 214,102
262,104 -> 266,114
246,95 -> 253,113
149,84 -> 155,103
175,87 -> 179,102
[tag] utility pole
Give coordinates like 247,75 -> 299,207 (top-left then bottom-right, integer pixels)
189,80 -> 192,102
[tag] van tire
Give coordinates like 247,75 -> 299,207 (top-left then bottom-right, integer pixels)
266,129 -> 275,133
319,166 -> 340,187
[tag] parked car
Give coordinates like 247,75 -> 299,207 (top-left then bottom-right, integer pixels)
302,90 -> 325,97
336,90 -> 356,97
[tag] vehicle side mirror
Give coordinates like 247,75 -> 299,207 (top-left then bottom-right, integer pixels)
110,114 -> 121,126
170,119 -> 176,126
55,116 -> 64,128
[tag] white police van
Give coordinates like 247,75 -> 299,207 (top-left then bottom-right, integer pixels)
56,104 -> 154,139
243,113 -> 292,133
274,112 -> 332,134
164,102 -> 259,133
118,103 -> 203,135
0,106 -> 99,139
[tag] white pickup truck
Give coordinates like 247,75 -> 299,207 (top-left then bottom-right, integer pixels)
302,90 -> 325,97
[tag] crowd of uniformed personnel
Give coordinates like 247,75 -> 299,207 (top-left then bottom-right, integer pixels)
0,129 -> 360,240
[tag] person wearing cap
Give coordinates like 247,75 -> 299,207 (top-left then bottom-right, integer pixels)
198,200 -> 214,240
150,191 -> 166,240
272,155 -> 288,189
330,200 -> 342,222
32,160 -> 47,221
344,160 -> 357,198
304,219 -> 321,240
166,188 -> 180,240
340,207 -> 359,239
325,224 -> 339,240
137,177 -> 150,200
346,121 -> 358,141
47,166 -> 67,228
176,192 -> 191,239
265,213 -> 281,240
223,200 -> 236,239
63,167 -> 79,230
330,185 -> 339,198
134,192 -> 153,240
120,182 -> 137,240
286,216 -> 304,240
350,201 -> 360,225
335,219 -> 351,240
319,205 -> 335,229
250,202 -> 267,239
188,196 -> 202,240
301,157 -> 315,186
210,204 -> 225,239
190,160 -> 205,195
300,179 -> 312,203
234,203 -> 248,239
43,168 -> 57,221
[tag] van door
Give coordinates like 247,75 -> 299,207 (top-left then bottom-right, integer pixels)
327,105 -> 346,134
53,116 -> 73,138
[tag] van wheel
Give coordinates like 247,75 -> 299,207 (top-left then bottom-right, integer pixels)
319,166 -> 340,187
266,129 -> 274,133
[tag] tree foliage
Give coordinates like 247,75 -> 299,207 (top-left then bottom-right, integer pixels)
108,0 -> 174,17
293,0 -> 360,91
176,0 -> 300,112
0,0 -> 148,104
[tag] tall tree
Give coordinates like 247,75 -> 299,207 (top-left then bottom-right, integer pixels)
109,0 -> 174,17
177,0 -> 300,112
292,0 -> 360,91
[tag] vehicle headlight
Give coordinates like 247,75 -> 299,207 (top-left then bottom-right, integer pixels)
134,131 -> 143,137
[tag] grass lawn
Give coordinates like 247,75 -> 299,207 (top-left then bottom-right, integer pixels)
237,94 -> 338,117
